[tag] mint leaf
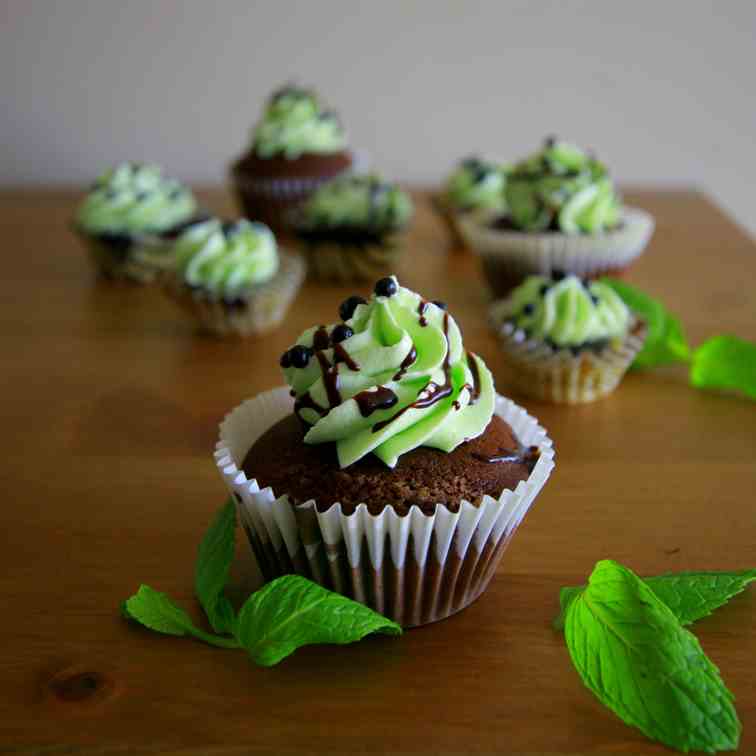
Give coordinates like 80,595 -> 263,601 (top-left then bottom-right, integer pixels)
123,585 -> 238,649
234,575 -> 402,667
195,498 -> 237,634
645,569 -> 756,626
553,585 -> 583,630
554,568 -> 756,630
565,560 -> 740,753
691,335 -> 756,400
601,278 -> 691,368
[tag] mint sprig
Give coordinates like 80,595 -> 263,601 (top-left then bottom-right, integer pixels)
564,560 -> 741,753
194,498 -> 236,634
691,335 -> 756,400
601,278 -> 756,400
600,278 -> 691,368
554,568 -> 756,630
236,575 -> 402,667
122,585 -> 238,648
122,501 -> 402,665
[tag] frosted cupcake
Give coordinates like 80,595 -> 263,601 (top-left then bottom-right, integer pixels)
435,157 -> 508,249
214,276 -> 555,626
458,138 -> 655,295
162,218 -> 304,338
490,274 -> 647,404
231,85 -> 354,231
74,162 -> 202,283
291,174 -> 413,283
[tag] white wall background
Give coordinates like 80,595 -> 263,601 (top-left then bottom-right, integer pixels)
3,0 -> 755,235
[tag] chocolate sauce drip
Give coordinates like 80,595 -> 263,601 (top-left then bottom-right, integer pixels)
316,351 -> 341,409
466,352 -> 481,404
332,343 -> 359,371
354,387 -> 399,417
393,346 -> 417,381
417,300 -> 428,327
373,312 -> 453,433
473,444 -> 540,471
294,391 -> 327,418
312,325 -> 330,351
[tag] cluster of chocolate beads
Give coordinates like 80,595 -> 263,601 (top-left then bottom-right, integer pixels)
280,278 -> 449,369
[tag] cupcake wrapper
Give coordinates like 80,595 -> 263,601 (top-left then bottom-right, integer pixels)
300,236 -> 403,284
458,207 -> 655,296
214,387 -> 555,627
76,215 -> 211,284
231,157 -> 366,232
76,230 -> 162,284
162,251 -> 305,338
490,312 -> 648,404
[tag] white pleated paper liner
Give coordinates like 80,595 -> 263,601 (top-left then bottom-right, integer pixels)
293,232 -> 405,285
162,251 -> 305,338
214,387 -> 555,627
76,228 -> 167,284
230,150 -> 370,231
458,207 -> 655,293
490,303 -> 648,404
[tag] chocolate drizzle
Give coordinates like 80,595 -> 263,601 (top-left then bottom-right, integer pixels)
312,325 -> 330,351
417,300 -> 429,327
466,352 -> 481,404
473,444 -> 540,472
294,392 -> 327,418
373,312 -> 453,433
315,351 -> 342,409
294,332 -> 362,423
393,346 -> 417,381
332,343 -> 359,371
354,387 -> 399,417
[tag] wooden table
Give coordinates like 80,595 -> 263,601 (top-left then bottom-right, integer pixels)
2,188 -> 755,755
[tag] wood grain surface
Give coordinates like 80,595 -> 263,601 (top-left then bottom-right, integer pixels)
1,188 -> 754,755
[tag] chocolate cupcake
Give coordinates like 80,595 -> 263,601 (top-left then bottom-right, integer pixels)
434,156 -> 508,250
162,218 -> 304,338
74,162 -> 203,283
290,175 -> 413,283
230,85 -> 354,231
458,138 -> 655,296
215,276 -> 555,626
490,274 -> 647,404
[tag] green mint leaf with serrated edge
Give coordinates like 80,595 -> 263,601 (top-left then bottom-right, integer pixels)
690,335 -> 756,400
195,497 -> 237,634
564,560 -> 740,753
553,568 -> 756,631
122,585 -> 238,649
600,278 -> 691,369
234,574 -> 403,667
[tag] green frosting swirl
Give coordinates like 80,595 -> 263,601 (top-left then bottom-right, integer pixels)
252,86 -> 347,159
444,157 -> 508,212
76,162 -> 196,235
498,275 -> 631,347
282,277 -> 495,469
298,175 -> 413,234
174,218 -> 278,297
505,139 -> 621,233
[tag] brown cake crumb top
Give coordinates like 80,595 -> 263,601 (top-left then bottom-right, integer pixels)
241,413 -> 538,516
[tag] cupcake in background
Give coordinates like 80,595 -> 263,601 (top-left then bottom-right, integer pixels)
162,218 -> 304,338
230,85 -> 355,231
215,276 -> 554,626
74,162 -> 202,283
458,138 -> 654,296
490,273 -> 647,404
290,174 -> 413,283
434,156 -> 508,249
